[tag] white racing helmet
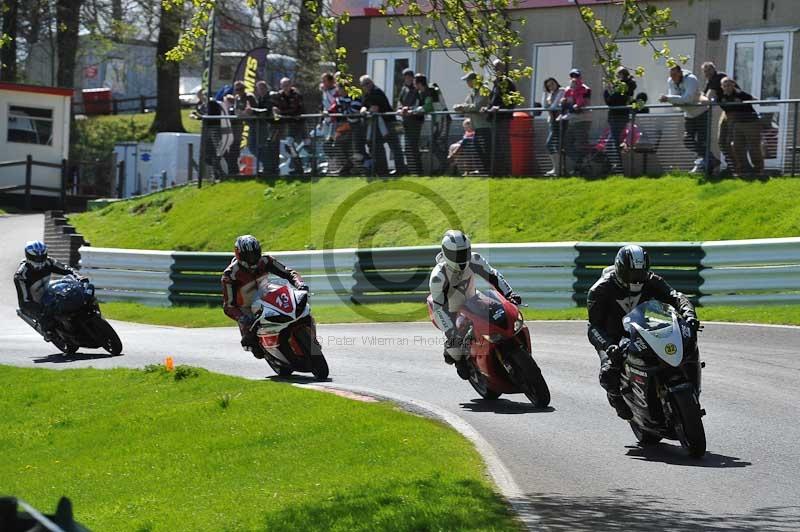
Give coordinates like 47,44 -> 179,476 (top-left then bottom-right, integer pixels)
441,230 -> 471,271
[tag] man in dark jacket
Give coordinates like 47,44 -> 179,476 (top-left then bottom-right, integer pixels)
273,77 -> 306,175
603,67 -> 637,173
718,77 -> 763,176
586,245 -> 700,419
360,75 -> 407,176
245,80 -> 279,176
487,59 -> 517,176
397,68 -> 422,174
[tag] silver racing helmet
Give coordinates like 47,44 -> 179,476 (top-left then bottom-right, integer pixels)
613,244 -> 650,293
441,230 -> 472,271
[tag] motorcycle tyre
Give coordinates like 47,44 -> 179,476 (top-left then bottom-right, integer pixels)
629,420 -> 662,445
297,327 -> 329,381
671,388 -> 706,458
88,316 -> 123,356
509,348 -> 551,408
467,358 -> 501,400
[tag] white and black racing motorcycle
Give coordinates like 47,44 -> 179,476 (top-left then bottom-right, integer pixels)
620,300 -> 706,457
247,280 -> 329,380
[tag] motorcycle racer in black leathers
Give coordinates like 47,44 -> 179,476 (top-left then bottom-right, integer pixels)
14,240 -> 78,340
587,244 -> 700,419
429,230 -> 522,380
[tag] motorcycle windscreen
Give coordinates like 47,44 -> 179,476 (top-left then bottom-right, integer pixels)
623,300 -> 683,366
463,290 -> 508,330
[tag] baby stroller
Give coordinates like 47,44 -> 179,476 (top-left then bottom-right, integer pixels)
584,122 -> 643,177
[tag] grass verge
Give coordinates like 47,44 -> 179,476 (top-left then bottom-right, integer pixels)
0,365 -> 517,531
100,301 -> 800,328
70,176 -> 800,252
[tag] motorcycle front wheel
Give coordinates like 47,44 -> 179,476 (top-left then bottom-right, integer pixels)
87,316 -> 123,355
468,358 -> 501,400
509,348 -> 550,408
296,326 -> 329,381
670,387 -> 706,458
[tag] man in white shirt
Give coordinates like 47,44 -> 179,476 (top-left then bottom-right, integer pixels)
659,65 -> 720,174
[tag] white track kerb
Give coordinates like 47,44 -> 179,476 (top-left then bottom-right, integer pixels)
296,382 -> 540,531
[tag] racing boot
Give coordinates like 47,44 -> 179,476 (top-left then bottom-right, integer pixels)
599,355 -> 632,420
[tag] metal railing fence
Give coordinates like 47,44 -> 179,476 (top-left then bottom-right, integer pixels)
195,99 -> 800,180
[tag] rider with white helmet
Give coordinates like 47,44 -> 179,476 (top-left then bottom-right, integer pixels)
14,240 -> 78,340
429,230 -> 522,379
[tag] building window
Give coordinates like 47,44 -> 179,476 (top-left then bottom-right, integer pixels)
7,105 -> 54,146
532,43 -> 574,107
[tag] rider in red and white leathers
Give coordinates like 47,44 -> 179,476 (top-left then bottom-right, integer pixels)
221,235 -> 307,353
429,230 -> 521,379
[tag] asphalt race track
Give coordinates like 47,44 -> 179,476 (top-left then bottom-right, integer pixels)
2,214 -> 799,531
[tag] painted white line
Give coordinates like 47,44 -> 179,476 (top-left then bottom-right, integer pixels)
702,320 -> 800,330
295,381 -> 540,530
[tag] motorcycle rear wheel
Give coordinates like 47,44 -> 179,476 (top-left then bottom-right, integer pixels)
671,388 -> 706,458
468,359 -> 501,400
509,348 -> 550,408
629,420 -> 662,445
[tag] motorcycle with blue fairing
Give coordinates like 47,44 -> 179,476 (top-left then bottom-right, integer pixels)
620,301 -> 706,457
17,275 -> 123,356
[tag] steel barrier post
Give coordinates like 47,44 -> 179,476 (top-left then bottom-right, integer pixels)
161,170 -> 167,190
370,114 -> 377,178
187,143 -> 194,182
704,103 -> 713,179
490,111 -> 497,177
117,160 -> 125,198
24,154 -> 32,210
792,101 -> 798,177
628,109 -> 636,177
198,118 -> 206,188
60,159 -> 67,209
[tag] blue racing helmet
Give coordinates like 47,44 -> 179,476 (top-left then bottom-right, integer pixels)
25,240 -> 48,268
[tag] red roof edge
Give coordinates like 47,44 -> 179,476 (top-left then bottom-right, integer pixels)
0,82 -> 75,97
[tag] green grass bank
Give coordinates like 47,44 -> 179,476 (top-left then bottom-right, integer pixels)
70,176 -> 800,252
100,301 -> 800,328
0,365 -> 517,531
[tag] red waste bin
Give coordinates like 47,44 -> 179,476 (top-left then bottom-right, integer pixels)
82,88 -> 113,115
510,111 -> 535,176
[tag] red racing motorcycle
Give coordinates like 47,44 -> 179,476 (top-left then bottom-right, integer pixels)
428,289 -> 550,407
249,281 -> 329,380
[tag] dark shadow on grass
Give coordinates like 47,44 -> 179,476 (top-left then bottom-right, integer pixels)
261,477 -> 516,531
509,489 -> 800,531
32,351 -> 124,364
624,444 -> 752,468
459,398 -> 556,414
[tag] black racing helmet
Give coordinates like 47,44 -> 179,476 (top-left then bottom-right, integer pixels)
613,244 -> 650,292
234,235 -> 261,270
441,230 -> 471,271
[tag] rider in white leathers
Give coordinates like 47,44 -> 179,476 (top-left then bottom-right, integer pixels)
429,230 -> 522,379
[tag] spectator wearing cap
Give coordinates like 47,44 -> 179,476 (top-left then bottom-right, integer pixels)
453,72 -> 491,173
487,59 -> 517,175
559,68 -> 592,175
660,65 -> 719,174
398,67 -> 422,174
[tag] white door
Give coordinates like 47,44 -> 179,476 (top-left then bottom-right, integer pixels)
532,43 -> 574,108
366,52 -> 415,107
726,32 -> 792,169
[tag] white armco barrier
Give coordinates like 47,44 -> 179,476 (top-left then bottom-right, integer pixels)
79,247 -> 173,306
699,238 -> 800,306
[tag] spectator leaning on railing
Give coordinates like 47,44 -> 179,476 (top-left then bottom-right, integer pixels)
412,74 -> 450,175
718,77 -> 764,177
360,74 -> 407,176
398,68 -> 423,174
559,68 -> 592,175
660,65 -> 720,174
487,59 -> 517,176
273,77 -> 306,175
453,72 -> 491,173
245,80 -> 279,176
